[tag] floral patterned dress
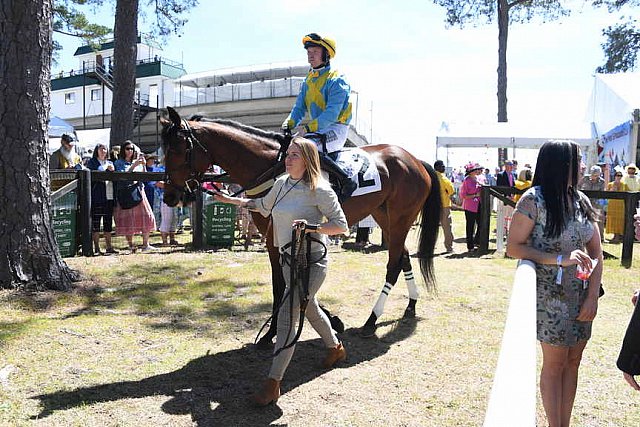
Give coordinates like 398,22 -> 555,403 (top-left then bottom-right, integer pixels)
515,186 -> 595,346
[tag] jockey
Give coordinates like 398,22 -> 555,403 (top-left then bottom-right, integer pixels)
282,32 -> 356,198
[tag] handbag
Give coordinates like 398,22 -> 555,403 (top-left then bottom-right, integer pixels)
117,182 -> 143,209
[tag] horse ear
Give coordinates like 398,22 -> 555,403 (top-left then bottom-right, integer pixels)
167,106 -> 181,126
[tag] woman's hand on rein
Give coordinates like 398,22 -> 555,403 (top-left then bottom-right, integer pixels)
292,219 -> 320,233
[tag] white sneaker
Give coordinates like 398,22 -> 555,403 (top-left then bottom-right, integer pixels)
140,245 -> 156,252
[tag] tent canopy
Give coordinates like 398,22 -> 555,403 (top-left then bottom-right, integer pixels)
48,116 -> 75,137
47,128 -> 111,155
436,121 -> 595,148
586,72 -> 640,135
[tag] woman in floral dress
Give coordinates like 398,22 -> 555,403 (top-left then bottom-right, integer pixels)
507,140 -> 603,427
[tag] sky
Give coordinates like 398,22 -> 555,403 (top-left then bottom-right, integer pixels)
53,0 -> 633,169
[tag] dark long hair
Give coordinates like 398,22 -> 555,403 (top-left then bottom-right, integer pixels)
532,140 -> 595,238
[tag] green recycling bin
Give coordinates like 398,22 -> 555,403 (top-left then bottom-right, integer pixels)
203,197 -> 236,247
51,190 -> 77,257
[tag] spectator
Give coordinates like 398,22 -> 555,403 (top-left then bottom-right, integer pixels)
580,165 -> 607,241
113,141 -> 157,253
617,288 -> 640,391
153,162 -> 180,246
484,168 -> 497,186
86,143 -> 117,255
514,167 -> 533,202
144,154 -> 161,226
434,160 -> 455,253
49,133 -> 81,170
496,160 -> 516,188
605,171 -> 628,243
507,140 -> 602,427
496,160 -> 517,237
460,162 -> 483,252
622,163 -> 639,192
213,137 -> 348,406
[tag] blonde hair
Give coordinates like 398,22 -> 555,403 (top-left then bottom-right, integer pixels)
518,168 -> 532,182
290,137 -> 321,190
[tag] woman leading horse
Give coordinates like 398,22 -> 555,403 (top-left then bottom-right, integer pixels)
161,106 -> 441,341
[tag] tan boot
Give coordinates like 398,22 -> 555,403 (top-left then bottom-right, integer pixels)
251,378 -> 280,406
322,342 -> 346,369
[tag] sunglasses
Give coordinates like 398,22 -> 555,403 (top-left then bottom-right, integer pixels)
615,174 -> 623,177
124,147 -> 134,151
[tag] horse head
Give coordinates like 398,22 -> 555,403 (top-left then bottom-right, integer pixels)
160,106 -> 211,207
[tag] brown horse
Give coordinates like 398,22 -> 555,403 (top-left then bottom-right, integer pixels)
161,106 -> 441,342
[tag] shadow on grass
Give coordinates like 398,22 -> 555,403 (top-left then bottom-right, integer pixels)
31,318 -> 419,425
0,319 -> 32,345
3,258 -> 271,335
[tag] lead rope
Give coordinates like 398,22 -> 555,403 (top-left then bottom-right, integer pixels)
254,222 -> 327,359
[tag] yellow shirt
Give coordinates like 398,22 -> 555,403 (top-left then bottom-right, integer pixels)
437,171 -> 454,208
514,179 -> 532,202
622,175 -> 640,192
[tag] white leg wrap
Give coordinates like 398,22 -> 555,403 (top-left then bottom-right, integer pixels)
373,282 -> 394,317
405,270 -> 419,300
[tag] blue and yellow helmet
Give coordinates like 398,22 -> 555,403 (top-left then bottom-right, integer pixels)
302,33 -> 336,59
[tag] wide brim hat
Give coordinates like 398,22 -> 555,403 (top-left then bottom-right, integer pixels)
465,162 -> 483,176
627,163 -> 638,172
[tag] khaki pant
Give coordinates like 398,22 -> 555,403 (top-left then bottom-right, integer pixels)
440,207 -> 454,251
269,255 -> 339,381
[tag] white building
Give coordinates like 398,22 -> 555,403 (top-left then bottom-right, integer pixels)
51,36 -> 185,122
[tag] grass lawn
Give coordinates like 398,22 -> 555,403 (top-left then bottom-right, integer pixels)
1,210 -> 639,426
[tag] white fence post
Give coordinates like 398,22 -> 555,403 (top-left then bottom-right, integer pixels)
484,260 -> 536,427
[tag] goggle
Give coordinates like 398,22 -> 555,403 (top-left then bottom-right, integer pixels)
304,33 -> 322,42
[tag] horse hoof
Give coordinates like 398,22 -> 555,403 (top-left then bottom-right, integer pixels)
330,315 -> 345,334
360,323 -> 377,338
255,336 -> 274,351
403,306 -> 416,319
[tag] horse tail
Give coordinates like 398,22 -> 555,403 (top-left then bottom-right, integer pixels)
417,161 -> 441,292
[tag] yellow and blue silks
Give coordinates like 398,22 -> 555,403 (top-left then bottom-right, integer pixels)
285,65 -> 352,133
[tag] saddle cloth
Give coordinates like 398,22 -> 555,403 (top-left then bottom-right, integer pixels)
331,148 -> 381,197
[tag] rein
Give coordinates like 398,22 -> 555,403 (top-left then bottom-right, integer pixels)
255,222 -> 327,357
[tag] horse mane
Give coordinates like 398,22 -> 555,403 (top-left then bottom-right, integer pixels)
189,115 -> 287,145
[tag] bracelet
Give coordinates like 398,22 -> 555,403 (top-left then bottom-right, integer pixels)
556,254 -> 563,267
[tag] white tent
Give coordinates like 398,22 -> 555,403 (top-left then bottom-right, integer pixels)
435,120 -> 597,170
586,72 -> 640,137
436,120 -> 595,149
586,72 -> 640,166
48,128 -> 110,156
48,116 -> 75,137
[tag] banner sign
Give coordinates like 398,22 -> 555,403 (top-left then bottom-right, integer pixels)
600,121 -> 632,168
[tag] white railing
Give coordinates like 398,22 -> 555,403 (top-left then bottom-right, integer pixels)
484,260 -> 536,427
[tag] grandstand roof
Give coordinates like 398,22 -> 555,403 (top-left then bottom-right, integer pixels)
175,62 -> 310,87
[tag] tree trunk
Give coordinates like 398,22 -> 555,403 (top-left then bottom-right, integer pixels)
0,0 -> 78,290
497,0 -> 509,122
109,0 -> 139,147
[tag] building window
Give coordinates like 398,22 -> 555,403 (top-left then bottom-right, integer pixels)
91,89 -> 101,101
64,92 -> 75,104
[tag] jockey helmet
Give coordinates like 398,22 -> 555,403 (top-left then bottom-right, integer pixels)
302,33 -> 336,59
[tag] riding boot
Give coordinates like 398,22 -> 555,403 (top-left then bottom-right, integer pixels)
322,342 -> 347,369
251,378 -> 281,406
319,154 -> 357,199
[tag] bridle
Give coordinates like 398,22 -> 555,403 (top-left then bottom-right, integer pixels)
163,118 -> 292,199
163,118 -> 215,196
